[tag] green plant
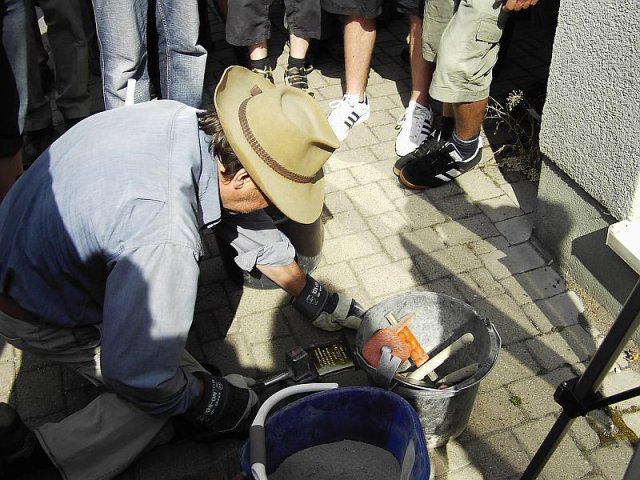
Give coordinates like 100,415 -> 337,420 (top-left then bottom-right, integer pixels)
486,89 -> 545,182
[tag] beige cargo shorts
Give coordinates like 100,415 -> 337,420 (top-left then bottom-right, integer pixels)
422,0 -> 509,103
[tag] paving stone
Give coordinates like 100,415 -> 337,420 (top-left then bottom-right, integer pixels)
622,410 -> 640,438
463,430 -> 532,479
195,282 -> 228,313
324,190 -> 355,215
357,258 -> 425,298
477,194 -> 524,223
481,243 -> 547,279
251,336 -> 298,375
522,302 -> 556,333
588,441 -> 634,480
513,415 -> 593,480
601,369 -> 640,411
349,160 -> 392,184
453,267 -> 506,304
435,214 -> 500,246
311,262 -> 359,290
327,146 -> 377,171
324,168 -> 359,193
425,277 -> 465,300
346,183 -> 396,216
570,416 -> 601,451
431,194 -> 481,220
479,341 -> 541,393
198,255 -> 230,284
416,244 -> 483,281
380,226 -> 446,261
378,176 -> 413,200
238,308 -> 291,343
0,342 -> 17,363
495,213 -> 535,244
508,367 -> 574,419
343,125 -> 379,149
443,465 -> 485,480
348,252 -> 393,272
0,361 -> 16,402
473,293 -> 541,345
200,334 -> 257,377
428,439 -> 473,478
464,387 -> 527,436
366,210 -> 412,238
502,275 -> 537,305
395,194 -> 448,228
457,169 -> 504,201
323,231 -> 382,264
323,209 -> 369,237
511,267 -> 566,301
501,180 -> 539,214
525,326 -> 596,370
230,285 -> 289,318
534,291 -> 585,328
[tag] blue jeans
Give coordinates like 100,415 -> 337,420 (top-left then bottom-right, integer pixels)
92,0 -> 206,109
0,0 -> 28,155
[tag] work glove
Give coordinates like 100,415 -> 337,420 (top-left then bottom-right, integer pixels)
291,275 -> 365,331
184,371 -> 259,434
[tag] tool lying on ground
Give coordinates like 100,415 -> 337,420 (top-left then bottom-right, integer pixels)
252,338 -> 357,394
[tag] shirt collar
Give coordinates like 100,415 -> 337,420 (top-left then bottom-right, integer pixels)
197,129 -> 221,229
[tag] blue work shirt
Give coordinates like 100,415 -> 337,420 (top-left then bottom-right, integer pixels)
0,101 -> 221,416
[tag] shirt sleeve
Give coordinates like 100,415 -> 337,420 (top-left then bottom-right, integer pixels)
214,210 -> 296,272
100,242 -> 202,417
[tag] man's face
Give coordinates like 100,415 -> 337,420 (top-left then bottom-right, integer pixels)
217,161 -> 270,214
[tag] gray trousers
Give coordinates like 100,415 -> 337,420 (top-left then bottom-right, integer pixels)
0,310 -> 207,480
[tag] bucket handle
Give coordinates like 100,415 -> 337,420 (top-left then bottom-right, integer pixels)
249,383 -> 339,480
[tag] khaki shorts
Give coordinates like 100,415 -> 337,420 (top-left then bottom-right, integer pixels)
422,0 -> 509,103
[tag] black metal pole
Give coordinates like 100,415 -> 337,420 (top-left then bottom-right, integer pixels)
522,279 -> 640,479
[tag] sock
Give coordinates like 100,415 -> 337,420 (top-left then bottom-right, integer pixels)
250,57 -> 270,71
287,56 -> 306,70
450,131 -> 479,160
439,116 -> 455,141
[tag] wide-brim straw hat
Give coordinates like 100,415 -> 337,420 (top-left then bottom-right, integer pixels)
214,66 -> 340,224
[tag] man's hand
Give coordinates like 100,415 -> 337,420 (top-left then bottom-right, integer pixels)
503,0 -> 539,12
185,371 -> 258,434
291,275 -> 365,331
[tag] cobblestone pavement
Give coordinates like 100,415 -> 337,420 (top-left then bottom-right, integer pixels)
2,8 -> 638,480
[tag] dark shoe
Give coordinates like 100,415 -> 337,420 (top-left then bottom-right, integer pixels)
399,137 -> 484,189
251,65 -> 274,84
284,66 -> 313,97
0,403 -> 61,479
393,135 -> 445,176
22,125 -> 54,169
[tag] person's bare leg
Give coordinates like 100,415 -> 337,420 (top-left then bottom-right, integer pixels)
257,261 -> 306,297
343,16 -> 376,100
248,41 -> 268,61
0,151 -> 23,202
289,33 -> 309,60
408,15 -> 432,106
452,98 -> 487,140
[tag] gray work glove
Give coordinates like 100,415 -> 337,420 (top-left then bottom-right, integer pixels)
184,372 -> 259,434
291,275 -> 365,331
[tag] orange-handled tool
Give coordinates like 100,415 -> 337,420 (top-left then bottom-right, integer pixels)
386,313 -> 429,367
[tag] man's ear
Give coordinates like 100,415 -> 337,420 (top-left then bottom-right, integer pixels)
231,168 -> 251,190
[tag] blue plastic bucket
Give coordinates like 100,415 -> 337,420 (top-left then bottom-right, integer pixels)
241,386 -> 430,479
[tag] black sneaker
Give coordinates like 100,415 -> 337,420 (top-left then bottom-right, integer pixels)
399,137 -> 484,189
393,135 -> 445,176
284,66 -> 313,97
251,65 -> 274,84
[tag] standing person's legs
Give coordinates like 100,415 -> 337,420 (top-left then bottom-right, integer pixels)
0,311 -> 207,480
92,0 -> 150,109
155,0 -> 207,108
37,0 -> 91,125
283,0 -> 320,93
0,0 -> 26,198
225,0 -> 272,79
343,15 -> 375,100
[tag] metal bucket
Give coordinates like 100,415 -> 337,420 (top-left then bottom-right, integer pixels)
355,292 -> 501,447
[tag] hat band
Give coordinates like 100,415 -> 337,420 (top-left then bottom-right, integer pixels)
239,98 -> 317,184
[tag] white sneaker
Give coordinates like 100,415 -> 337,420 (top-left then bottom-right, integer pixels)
327,94 -> 371,141
394,101 -> 434,157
